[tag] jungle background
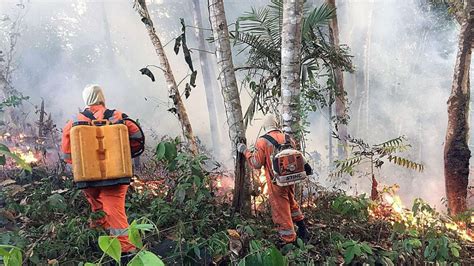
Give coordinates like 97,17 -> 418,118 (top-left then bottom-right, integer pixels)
0,0 -> 473,265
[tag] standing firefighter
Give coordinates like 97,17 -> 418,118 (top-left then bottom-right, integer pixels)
237,114 -> 312,245
61,85 -> 144,258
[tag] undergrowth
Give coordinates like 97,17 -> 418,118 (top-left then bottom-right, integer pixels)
1,142 -> 473,265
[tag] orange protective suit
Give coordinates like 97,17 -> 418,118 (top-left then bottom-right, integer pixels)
61,104 -> 140,253
244,130 -> 304,243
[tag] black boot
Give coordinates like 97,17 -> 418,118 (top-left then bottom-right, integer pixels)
295,220 -> 310,243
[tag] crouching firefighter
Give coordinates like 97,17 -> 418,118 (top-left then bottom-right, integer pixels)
61,85 -> 145,257
237,114 -> 313,245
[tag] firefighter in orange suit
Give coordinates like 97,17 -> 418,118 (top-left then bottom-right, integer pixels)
61,84 -> 143,255
237,114 -> 311,244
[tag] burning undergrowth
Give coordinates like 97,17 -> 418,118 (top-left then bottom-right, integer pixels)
1,146 -> 473,265
0,133 -> 473,265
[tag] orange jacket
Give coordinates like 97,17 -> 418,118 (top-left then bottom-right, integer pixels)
244,130 -> 296,181
61,105 -> 141,163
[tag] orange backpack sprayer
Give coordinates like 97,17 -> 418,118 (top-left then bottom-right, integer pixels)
70,109 -> 142,188
262,134 -> 308,186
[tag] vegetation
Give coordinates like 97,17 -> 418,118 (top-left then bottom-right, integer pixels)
0,0 -> 473,265
1,141 -> 472,265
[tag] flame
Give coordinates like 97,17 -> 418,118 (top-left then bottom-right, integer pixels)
11,147 -> 39,164
370,187 -> 474,242
253,167 -> 269,210
383,193 -> 403,214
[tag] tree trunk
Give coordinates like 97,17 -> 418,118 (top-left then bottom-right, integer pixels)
328,90 -> 334,170
281,0 -> 304,138
209,0 -> 250,215
444,6 -> 473,216
191,0 -> 221,154
363,3 -> 373,135
134,0 -> 198,155
327,0 -> 347,159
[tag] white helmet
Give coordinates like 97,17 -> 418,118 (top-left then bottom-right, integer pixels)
261,113 -> 280,134
82,84 -> 105,106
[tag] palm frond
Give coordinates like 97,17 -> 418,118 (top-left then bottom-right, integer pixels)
302,3 -> 335,37
232,31 -> 280,64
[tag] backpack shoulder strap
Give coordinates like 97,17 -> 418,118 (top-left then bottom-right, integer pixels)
261,134 -> 281,150
81,109 -> 96,121
103,109 -> 116,120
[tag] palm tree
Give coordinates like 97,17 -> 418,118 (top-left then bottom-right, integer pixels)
232,0 -> 353,141
281,0 -> 304,137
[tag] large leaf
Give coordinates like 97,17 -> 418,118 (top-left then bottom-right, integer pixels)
263,247 -> 286,266
128,251 -> 164,266
302,3 -> 335,37
155,142 -> 166,160
0,144 -> 31,172
98,236 -> 121,263
47,193 -> 67,211
139,67 -> 155,82
128,221 -> 144,249
4,247 -> 22,266
174,36 -> 182,54
164,142 -> 177,161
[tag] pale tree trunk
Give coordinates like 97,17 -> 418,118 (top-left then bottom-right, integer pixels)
281,0 -> 304,138
209,0 -> 250,214
356,2 -> 374,137
327,0 -> 347,159
444,4 -> 473,216
192,0 -> 221,153
134,0 -> 198,155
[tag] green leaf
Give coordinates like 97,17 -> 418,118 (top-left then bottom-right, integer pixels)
193,175 -> 202,187
5,247 -> 22,266
47,193 -> 67,211
128,251 -> 164,266
164,142 -> 177,161
193,246 -> 201,259
0,144 -> 31,172
190,71 -> 198,87
128,221 -> 143,249
98,236 -> 121,263
297,238 -> 304,248
451,247 -> 459,258
155,142 -> 166,160
84,263 -> 97,266
264,247 -> 286,266
174,36 -> 182,54
0,155 -> 5,165
344,245 -> 356,264
0,247 -> 10,256
360,243 -> 373,255
133,224 -> 154,231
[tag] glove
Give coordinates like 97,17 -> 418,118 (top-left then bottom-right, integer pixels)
237,143 -> 247,153
304,163 -> 313,175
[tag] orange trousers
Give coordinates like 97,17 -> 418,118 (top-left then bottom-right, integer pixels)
268,183 -> 304,243
83,184 -> 135,252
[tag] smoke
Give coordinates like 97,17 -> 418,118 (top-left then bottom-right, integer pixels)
305,0 -> 472,210
1,0 -> 472,209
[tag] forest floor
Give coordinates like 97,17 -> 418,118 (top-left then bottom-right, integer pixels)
1,154 -> 474,265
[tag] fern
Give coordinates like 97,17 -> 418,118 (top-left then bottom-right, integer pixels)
331,136 -> 424,177
388,155 -> 424,172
